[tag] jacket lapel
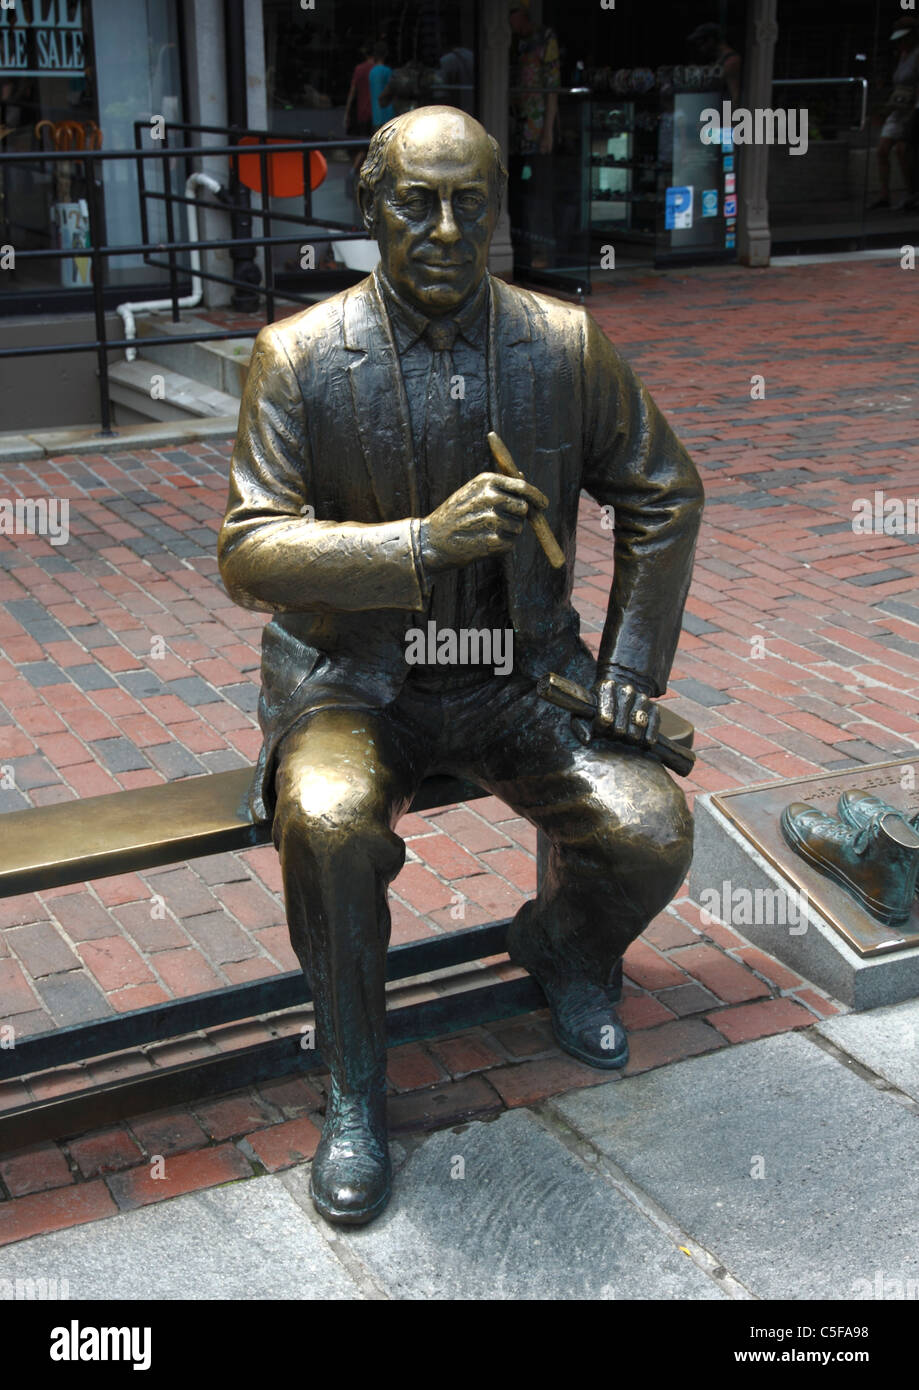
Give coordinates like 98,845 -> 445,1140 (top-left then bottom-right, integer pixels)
343,273 -> 419,517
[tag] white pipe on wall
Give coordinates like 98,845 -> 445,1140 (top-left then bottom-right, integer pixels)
116,172 -> 223,361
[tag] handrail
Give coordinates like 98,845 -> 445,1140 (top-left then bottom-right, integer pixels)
0,129 -> 376,434
771,76 -> 869,130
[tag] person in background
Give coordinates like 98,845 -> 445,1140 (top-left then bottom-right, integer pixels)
434,45 -> 475,114
870,22 -> 919,211
687,21 -> 742,104
344,41 -> 375,179
508,0 -> 560,271
368,43 -> 395,131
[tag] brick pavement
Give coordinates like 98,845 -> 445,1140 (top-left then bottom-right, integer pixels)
0,257 -> 916,1242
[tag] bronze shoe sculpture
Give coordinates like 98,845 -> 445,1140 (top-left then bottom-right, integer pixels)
780,801 -> 919,926
309,1083 -> 392,1226
507,905 -> 629,1069
838,792 -> 919,838
838,791 -> 919,901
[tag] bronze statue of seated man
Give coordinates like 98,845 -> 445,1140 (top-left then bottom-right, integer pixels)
219,107 -> 704,1226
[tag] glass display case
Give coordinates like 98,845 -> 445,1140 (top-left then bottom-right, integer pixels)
508,66 -> 738,293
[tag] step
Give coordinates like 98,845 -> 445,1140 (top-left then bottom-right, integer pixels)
134,313 -> 254,399
108,356 -> 241,423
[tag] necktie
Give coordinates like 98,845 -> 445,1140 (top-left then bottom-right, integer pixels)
425,319 -> 458,352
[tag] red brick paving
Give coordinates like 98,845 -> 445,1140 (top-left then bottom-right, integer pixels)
1,257 -> 917,1243
244,1115 -> 322,1171
705,996 -> 816,1044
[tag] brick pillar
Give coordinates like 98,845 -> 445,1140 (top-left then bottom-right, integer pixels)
738,0 -> 778,268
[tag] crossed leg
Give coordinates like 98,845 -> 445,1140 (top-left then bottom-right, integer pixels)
457,681 -> 694,990
445,672 -> 693,1062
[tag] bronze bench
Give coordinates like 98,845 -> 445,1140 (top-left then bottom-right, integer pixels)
0,708 -> 693,1147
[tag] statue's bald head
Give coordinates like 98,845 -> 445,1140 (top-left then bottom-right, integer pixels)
357,107 -> 507,316
359,107 -> 507,229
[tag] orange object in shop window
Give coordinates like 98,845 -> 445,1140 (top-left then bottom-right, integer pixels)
236,137 -> 328,198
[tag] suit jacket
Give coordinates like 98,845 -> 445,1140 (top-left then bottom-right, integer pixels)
219,269 -> 704,819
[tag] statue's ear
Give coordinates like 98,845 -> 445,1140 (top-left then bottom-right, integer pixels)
357,184 -> 377,236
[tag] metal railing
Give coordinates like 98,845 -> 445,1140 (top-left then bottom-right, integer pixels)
772,77 -> 870,132
0,122 -> 375,434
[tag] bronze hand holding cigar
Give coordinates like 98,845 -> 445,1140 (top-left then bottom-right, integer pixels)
418,445 -> 549,570
418,431 -> 565,573
487,431 -> 566,568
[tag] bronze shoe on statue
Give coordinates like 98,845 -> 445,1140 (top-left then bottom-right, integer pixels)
310,1084 -> 391,1226
507,906 -> 628,1069
780,801 -> 919,927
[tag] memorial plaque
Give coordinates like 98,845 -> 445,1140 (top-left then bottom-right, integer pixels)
713,759 -> 919,958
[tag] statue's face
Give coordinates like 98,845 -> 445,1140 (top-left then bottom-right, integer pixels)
367,111 -> 497,316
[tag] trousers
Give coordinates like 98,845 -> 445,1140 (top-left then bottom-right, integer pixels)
271,643 -> 693,1095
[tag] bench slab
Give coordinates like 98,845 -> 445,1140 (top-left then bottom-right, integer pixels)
0,769 -> 486,898
0,708 -> 692,898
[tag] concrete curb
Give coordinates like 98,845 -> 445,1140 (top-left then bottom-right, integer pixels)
0,416 -> 238,463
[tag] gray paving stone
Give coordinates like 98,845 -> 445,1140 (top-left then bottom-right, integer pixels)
671,677 -> 732,707
23,618 -> 68,644
72,624 -> 117,649
221,682 -> 259,712
843,739 -> 903,764
19,661 -> 71,687
199,749 -> 248,772
681,612 -> 718,636
876,599 -> 919,627
145,742 -> 206,779
849,568 -> 910,587
0,787 -> 30,812
655,981 -> 720,1017
295,1109 -> 724,1300
118,670 -> 167,698
70,663 -> 117,691
184,908 -> 258,964
7,922 -> 80,977
34,971 -> 113,1026
165,675 -> 222,706
0,1177 -> 361,1300
92,737 -> 151,773
4,599 -> 48,624
817,999 -> 919,1103
550,1032 -> 919,1300
9,755 -> 59,789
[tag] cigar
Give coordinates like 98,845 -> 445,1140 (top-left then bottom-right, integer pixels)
487,431 -> 566,570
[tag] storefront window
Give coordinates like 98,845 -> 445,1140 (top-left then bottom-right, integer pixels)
262,0 -> 476,280
509,0 -> 748,284
0,0 -> 184,305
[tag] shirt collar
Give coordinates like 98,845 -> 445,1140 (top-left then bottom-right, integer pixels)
376,266 -> 489,353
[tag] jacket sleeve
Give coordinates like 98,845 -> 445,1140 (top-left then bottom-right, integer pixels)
580,312 -> 704,697
218,325 -> 427,614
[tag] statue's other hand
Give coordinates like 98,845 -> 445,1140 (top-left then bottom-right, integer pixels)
420,472 -> 548,572
588,678 -> 660,750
